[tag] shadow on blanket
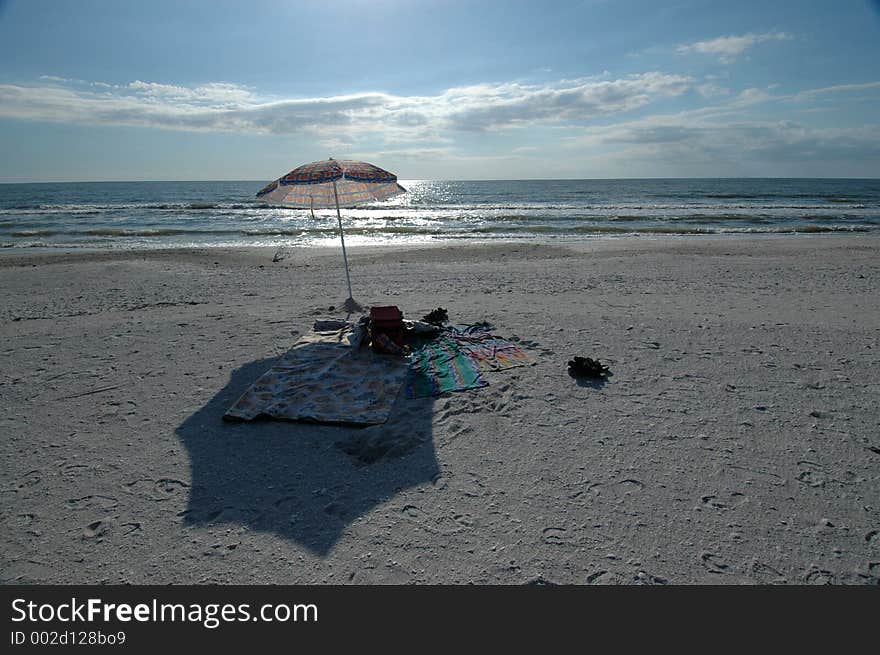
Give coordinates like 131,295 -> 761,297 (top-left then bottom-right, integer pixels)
175,357 -> 439,557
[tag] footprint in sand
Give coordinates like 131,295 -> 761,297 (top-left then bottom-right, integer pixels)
525,576 -> 559,585
121,522 -> 142,536
458,390 -> 492,414
509,336 -> 555,356
586,570 -> 609,584
608,479 -> 645,499
440,422 -> 474,446
399,507 -> 464,537
66,495 -> 119,511
153,478 -> 190,499
568,481 -> 602,500
751,560 -> 787,584
453,513 -> 475,528
700,552 -> 729,574
336,430 -> 424,465
62,464 -> 91,478
633,571 -> 668,585
15,470 -> 41,489
729,465 -> 786,487
701,492 -> 747,510
804,569 -> 835,585
796,461 -> 829,488
541,527 -> 568,545
215,507 -> 262,523
203,542 -> 241,558
82,520 -> 111,540
123,478 -> 190,501
177,507 -> 224,523
401,504 -> 425,520
492,380 -> 532,413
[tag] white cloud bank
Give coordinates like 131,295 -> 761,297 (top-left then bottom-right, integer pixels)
4,69 -> 880,178
569,107 -> 880,178
0,73 -> 692,138
598,120 -> 880,160
677,32 -> 792,63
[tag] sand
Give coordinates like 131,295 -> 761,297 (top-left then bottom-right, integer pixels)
1,235 -> 878,585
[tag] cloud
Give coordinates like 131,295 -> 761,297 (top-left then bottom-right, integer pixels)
735,87 -> 774,105
560,75 -> 880,175
0,72 -> 692,138
697,83 -> 731,98
441,73 -> 691,131
677,32 -> 792,63
0,81 -> 392,134
126,80 -> 258,106
7,72 -> 877,176
794,80 -> 880,101
582,115 -> 880,166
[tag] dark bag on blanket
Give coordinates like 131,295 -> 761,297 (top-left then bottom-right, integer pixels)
370,305 -> 405,353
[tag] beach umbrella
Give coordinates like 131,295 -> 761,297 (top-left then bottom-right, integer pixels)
256,158 -> 406,309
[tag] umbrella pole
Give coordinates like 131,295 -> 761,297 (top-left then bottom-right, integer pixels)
332,180 -> 354,300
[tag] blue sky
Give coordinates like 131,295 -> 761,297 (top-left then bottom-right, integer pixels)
1,0 -> 879,181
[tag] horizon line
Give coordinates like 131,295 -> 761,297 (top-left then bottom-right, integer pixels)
2,176 -> 880,185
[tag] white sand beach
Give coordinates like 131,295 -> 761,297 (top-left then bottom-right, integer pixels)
1,235 -> 878,584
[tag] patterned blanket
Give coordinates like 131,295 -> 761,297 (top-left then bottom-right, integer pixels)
406,336 -> 488,398
406,324 -> 534,397
224,324 -> 409,425
450,332 -> 535,372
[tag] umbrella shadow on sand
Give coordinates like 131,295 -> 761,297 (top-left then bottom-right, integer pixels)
175,357 -> 439,556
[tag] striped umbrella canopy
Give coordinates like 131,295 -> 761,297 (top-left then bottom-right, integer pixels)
256,158 -> 406,309
256,158 -> 406,209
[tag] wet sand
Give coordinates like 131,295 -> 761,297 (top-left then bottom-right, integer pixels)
1,235 -> 879,584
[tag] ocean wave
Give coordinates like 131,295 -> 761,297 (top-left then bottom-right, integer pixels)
2,201 -> 874,223
9,229 -> 59,237
240,226 -> 446,236
0,201 -> 275,213
82,228 -> 241,237
4,221 -> 876,241
674,192 -> 872,200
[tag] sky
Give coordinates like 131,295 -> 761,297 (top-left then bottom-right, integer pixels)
1,0 -> 880,182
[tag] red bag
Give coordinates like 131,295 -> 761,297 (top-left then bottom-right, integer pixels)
370,306 -> 405,352
370,305 -> 403,327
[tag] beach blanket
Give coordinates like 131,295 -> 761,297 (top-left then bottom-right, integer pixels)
224,324 -> 409,425
448,324 -> 535,371
406,336 -> 488,398
451,332 -> 535,371
405,325 -> 534,397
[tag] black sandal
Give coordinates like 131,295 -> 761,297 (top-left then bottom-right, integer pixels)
422,307 -> 449,326
567,356 -> 610,378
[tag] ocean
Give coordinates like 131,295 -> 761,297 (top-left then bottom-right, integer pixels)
1,178 -> 879,250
